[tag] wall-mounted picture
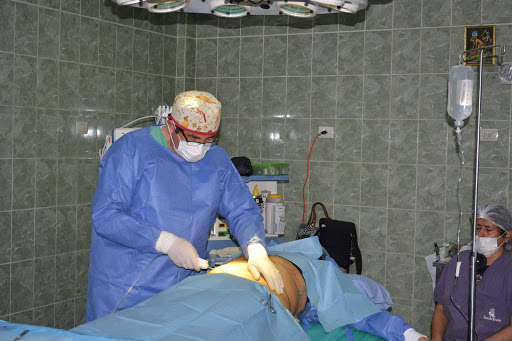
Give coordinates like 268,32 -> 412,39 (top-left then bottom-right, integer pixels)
464,25 -> 496,65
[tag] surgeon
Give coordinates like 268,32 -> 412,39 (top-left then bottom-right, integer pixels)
86,91 -> 284,322
431,203 -> 512,341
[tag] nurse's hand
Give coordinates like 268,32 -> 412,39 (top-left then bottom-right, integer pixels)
156,231 -> 209,272
247,243 -> 284,294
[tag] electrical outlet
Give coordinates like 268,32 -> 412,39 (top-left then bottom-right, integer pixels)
318,126 -> 334,138
480,128 -> 498,142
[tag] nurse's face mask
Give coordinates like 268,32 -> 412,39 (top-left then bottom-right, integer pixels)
475,218 -> 508,257
167,122 -> 215,162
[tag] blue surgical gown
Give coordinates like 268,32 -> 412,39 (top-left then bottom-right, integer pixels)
87,126 -> 265,322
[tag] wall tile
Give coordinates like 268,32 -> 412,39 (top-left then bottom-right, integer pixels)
13,107 -> 36,158
131,72 -> 147,115
311,76 -> 337,118
12,159 -> 35,209
11,260 -> 34,313
56,253 -> 75,302
393,0 -> 421,28
56,206 -> 76,254
216,117 -> 237,157
415,211 -> 444,256
264,16 -> 288,35
0,52 -> 14,105
82,0 -> 99,17
57,110 -> 78,158
359,207 -> 387,252
389,119 -> 418,164
338,11 -> 365,31
218,17 -> 240,37
239,78 -> 262,118
99,0 -> 117,22
419,74 -> 448,119
76,205 -> 92,250
361,251 -> 385,283
116,26 -> 133,71
0,264 -> 10,316
80,18 -> 99,65
118,6 -> 134,27
59,62 -> 79,110
387,209 -> 415,253
57,159 -> 77,206
445,166 -> 474,213
335,118 -> 362,162
286,77 -> 311,119
263,36 -> 287,77
15,2 -> 38,56
37,58 -> 59,108
195,39 -> 217,78
365,0 -> 393,30
147,74 -> 163,112
34,256 -> 56,307
61,0 -> 80,13
216,78 -> 239,118
77,160 -> 97,201
9,310 -> 33,324
453,0 -> 481,26
392,30 -> 420,75
34,305 -> 55,328
237,118 -> 261,159
288,17 -> 312,34
422,0 -> 451,27
416,166 -> 446,211
338,32 -> 364,75
97,67 -> 116,112
0,160 -> 12,211
60,13 -> 80,62
149,33 -> 164,75
261,118 -> 286,159
418,120 -> 447,165
0,106 -> 12,158
312,33 -> 338,76
414,256 -> 433,301
337,76 -> 363,118
36,158 -> 57,208
313,13 -> 338,33
14,55 -> 37,106
55,300 -> 74,329
0,0 -> 15,53
218,38 -> 240,78
287,34 -> 312,77
385,253 -> 414,300
420,28 -> 451,74
38,7 -> 60,59
309,162 -> 335,204
482,0 -> 512,24
115,70 -> 133,114
98,22 -> 116,68
240,37 -> 263,77
481,73 -> 511,121
164,37 -> 177,77
363,75 -> 391,119
283,160 -> 307,203
0,212 -> 11,264
360,164 -> 388,208
333,162 -> 361,206
391,75 -> 419,119
79,64 -> 98,111
388,165 -> 417,210
478,168 -> 508,204
361,120 -> 390,163
262,77 -> 286,118
75,250 -> 89,296
35,208 -> 57,257
241,15 -> 264,36
364,31 -> 392,75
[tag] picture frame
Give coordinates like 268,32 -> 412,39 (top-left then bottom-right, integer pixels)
464,25 -> 496,66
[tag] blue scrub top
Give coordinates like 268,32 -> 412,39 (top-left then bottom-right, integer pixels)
87,126 -> 265,322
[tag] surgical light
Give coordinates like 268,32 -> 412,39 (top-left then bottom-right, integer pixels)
210,0 -> 251,17
317,0 -> 367,13
275,1 -> 318,18
147,0 -> 190,13
447,65 -> 474,129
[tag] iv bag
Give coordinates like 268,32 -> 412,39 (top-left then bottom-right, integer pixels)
447,65 -> 474,128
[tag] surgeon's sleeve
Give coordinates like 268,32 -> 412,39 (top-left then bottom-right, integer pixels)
350,310 -> 427,341
92,136 -> 162,253
217,157 -> 266,257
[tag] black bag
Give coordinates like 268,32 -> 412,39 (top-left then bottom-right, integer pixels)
310,202 -> 363,274
231,156 -> 253,176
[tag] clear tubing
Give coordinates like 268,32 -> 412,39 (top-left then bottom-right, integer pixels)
455,128 -> 465,255
112,254 -> 164,313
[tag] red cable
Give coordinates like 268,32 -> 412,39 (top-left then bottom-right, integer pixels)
302,132 -> 323,224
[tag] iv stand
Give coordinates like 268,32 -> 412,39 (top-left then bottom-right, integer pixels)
457,44 -> 505,341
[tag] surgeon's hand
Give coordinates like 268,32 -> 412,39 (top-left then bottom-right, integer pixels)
247,243 -> 284,294
156,231 -> 209,272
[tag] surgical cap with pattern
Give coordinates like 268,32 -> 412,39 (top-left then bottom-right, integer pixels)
477,203 -> 512,248
170,91 -> 221,136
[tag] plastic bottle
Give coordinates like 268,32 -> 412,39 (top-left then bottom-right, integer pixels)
447,65 -> 474,129
265,194 -> 285,235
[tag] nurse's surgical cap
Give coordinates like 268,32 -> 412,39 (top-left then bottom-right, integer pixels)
170,91 -> 221,136
477,203 -> 512,247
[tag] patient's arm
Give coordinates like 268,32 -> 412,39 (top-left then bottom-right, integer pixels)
207,256 -> 308,317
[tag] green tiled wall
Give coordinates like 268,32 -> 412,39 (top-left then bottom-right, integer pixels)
189,1 -> 512,336
2,0 -> 512,336
0,0 -> 182,329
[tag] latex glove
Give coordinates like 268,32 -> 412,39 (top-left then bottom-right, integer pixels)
156,231 -> 209,272
247,243 -> 284,294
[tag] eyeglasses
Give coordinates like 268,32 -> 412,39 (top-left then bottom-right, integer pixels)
176,126 -> 218,145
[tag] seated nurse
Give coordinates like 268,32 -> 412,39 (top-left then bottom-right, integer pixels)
431,203 -> 512,341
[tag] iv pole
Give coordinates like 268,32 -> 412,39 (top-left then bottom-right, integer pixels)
457,44 -> 506,341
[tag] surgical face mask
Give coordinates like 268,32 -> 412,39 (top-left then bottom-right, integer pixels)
475,231 -> 507,257
167,123 -> 211,162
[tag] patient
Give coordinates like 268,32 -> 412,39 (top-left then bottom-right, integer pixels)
208,255 -> 308,317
